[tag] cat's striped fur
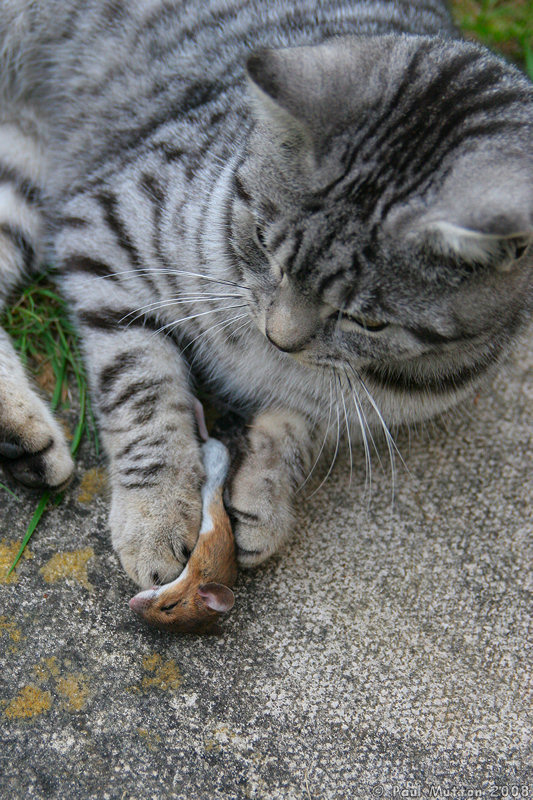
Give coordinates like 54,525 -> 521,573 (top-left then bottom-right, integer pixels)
0,1 -> 531,587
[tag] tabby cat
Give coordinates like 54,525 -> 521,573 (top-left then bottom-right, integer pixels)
0,0 -> 531,588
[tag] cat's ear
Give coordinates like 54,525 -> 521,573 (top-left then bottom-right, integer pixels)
246,38 -> 391,159
246,48 -> 314,153
423,223 -> 531,271
397,154 -> 533,270
198,583 -> 235,613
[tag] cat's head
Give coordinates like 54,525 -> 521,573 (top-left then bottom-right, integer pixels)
228,35 -> 533,420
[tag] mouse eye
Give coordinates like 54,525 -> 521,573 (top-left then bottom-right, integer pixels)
160,601 -> 178,613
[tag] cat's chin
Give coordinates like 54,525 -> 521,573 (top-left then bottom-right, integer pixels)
285,351 -> 320,368
360,361 -> 495,427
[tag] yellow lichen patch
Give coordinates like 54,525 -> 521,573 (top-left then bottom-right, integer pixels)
30,657 -> 89,711
143,653 -> 161,671
0,539 -> 33,584
141,653 -> 182,691
77,468 -> 108,504
44,656 -> 61,677
32,656 -> 61,683
56,674 -> 90,712
137,728 -> 162,752
4,686 -> 52,719
32,664 -> 48,683
0,616 -> 22,643
39,548 -> 94,591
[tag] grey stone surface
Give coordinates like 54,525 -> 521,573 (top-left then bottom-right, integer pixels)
1,330 -> 532,800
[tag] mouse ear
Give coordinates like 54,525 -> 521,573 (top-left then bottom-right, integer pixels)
198,583 -> 235,613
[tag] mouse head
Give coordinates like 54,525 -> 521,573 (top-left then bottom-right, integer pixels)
129,580 -> 235,634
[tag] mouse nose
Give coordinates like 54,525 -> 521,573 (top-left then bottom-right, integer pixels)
265,276 -> 317,353
129,587 -> 158,614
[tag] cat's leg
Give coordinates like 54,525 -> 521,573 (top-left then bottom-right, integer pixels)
79,322 -> 204,587
227,409 -> 317,566
0,120 -> 74,489
57,233 -> 205,586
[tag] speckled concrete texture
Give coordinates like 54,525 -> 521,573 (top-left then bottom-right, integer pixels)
1,330 -> 532,800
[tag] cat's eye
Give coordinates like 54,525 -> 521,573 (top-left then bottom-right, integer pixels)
340,311 -> 389,332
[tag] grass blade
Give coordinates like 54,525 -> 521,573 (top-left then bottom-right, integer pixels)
5,491 -> 51,577
51,353 -> 68,411
525,42 -> 533,81
1,271 -> 100,575
70,378 -> 86,456
0,482 -> 20,500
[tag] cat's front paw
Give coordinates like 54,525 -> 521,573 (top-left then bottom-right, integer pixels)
224,408 -> 312,567
110,467 -> 204,588
228,463 -> 294,568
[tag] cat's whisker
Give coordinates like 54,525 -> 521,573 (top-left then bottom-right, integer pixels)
345,367 -> 383,464
356,372 -> 408,470
148,304 -> 247,338
182,312 -> 250,360
163,268 -> 251,292
338,372 -> 353,488
186,312 -> 251,379
189,314 -> 249,352
296,370 -> 335,494
228,317 -> 253,339
350,368 -> 410,507
343,367 -> 373,501
94,267 -> 251,292
308,368 -> 341,499
119,294 -> 242,325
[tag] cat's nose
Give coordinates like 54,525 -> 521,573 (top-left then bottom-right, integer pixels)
265,277 -> 317,353
265,328 -> 307,353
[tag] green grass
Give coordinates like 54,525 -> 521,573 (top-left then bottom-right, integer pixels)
1,4 -> 532,572
452,0 -> 533,78
1,272 -> 98,576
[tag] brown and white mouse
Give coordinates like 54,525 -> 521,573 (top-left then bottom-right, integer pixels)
128,403 -> 237,634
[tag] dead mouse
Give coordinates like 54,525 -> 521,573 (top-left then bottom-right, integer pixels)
128,400 -> 237,634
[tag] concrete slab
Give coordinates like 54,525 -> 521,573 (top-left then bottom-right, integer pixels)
1,328 -> 531,799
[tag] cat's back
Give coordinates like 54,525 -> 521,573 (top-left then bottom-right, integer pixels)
9,0 -> 457,119
15,0 -> 454,187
